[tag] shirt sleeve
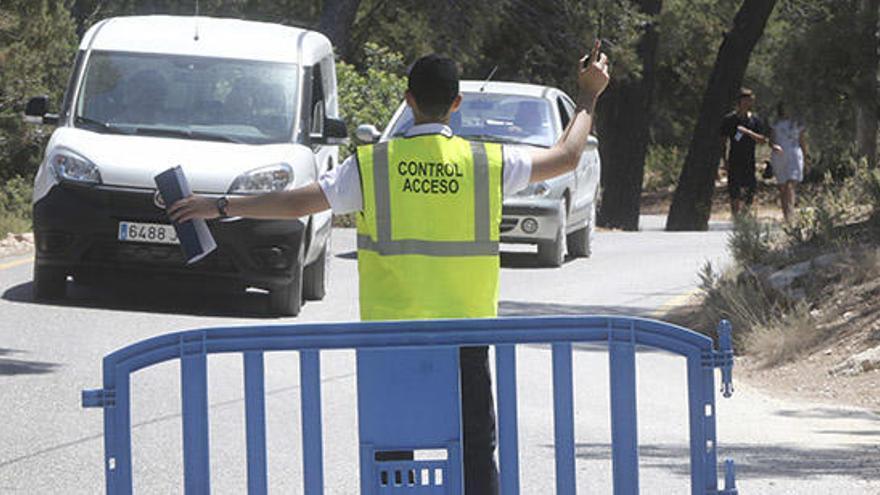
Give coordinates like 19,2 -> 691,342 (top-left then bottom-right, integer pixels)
501,145 -> 533,196
317,154 -> 364,214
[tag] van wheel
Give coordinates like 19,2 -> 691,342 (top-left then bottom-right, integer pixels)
33,264 -> 67,301
302,243 -> 328,301
268,241 -> 304,316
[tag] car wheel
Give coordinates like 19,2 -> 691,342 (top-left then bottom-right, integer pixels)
302,241 -> 329,301
268,240 -> 304,316
567,203 -> 595,258
33,263 -> 67,300
537,210 -> 566,267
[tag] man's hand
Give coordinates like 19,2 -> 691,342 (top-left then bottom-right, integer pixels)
168,195 -> 219,223
578,39 -> 610,102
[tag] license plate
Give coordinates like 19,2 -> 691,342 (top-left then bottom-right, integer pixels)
118,221 -> 179,245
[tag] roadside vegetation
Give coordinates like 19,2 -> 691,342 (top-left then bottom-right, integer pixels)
690,154 -> 880,400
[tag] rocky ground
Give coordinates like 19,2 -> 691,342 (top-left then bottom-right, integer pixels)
0,232 -> 33,258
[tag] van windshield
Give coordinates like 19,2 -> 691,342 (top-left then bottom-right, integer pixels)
387,93 -> 556,148
75,51 -> 298,145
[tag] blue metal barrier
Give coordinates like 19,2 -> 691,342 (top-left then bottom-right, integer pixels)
82,316 -> 737,494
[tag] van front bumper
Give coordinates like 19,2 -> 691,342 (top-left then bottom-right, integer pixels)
499,198 -> 564,244
33,182 -> 305,290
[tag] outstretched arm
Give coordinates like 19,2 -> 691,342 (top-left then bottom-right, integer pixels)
529,40 -> 610,183
168,182 -> 331,223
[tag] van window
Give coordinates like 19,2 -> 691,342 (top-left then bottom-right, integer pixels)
60,50 -> 86,122
309,63 -> 325,137
75,51 -> 299,144
556,96 -> 572,129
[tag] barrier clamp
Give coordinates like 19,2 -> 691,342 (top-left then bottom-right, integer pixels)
701,320 -> 735,398
82,388 -> 116,409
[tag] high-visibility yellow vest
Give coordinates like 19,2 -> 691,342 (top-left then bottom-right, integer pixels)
356,134 -> 503,321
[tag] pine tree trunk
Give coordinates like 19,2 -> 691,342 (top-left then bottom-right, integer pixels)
318,0 -> 362,61
596,0 -> 662,231
666,0 -> 777,231
855,0 -> 879,168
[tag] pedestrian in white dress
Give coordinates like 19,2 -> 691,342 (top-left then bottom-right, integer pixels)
770,102 -> 809,222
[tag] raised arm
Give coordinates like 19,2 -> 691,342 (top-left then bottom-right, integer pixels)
529,40 -> 610,183
168,182 -> 331,223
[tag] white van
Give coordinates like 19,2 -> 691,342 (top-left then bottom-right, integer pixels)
24,16 -> 344,315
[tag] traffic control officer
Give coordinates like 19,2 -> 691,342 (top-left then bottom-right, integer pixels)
170,41 -> 610,494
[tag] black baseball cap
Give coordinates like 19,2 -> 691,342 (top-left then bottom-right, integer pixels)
407,54 -> 459,118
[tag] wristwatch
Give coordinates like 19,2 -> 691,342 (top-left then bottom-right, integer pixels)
216,196 -> 230,218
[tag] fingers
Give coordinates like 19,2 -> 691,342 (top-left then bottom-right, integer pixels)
591,39 -> 601,63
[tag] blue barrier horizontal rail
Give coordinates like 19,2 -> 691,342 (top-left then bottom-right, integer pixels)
83,315 -> 736,495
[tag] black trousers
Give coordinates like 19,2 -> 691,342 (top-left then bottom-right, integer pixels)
459,346 -> 500,495
377,346 -> 499,494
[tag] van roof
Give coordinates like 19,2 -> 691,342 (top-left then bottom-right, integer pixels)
81,16 -> 332,65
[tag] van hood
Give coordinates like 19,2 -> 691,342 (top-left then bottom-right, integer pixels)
44,128 -> 315,193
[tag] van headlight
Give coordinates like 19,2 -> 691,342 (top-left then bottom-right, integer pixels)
517,181 -> 551,198
228,163 -> 293,194
49,149 -> 102,184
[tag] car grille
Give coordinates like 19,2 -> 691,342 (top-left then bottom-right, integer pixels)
500,217 -> 519,233
84,241 -> 237,273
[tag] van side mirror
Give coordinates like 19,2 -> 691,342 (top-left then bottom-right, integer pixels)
24,96 -> 58,125
312,117 -> 348,146
356,124 -> 381,144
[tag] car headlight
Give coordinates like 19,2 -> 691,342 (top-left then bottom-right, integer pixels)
517,181 -> 551,198
228,163 -> 293,194
49,149 -> 101,184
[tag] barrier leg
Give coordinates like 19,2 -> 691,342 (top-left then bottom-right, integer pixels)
181,352 -> 211,494
300,350 -> 324,494
243,352 -> 268,495
552,343 -> 576,494
109,371 -> 132,495
609,335 -> 638,495
496,344 -> 520,495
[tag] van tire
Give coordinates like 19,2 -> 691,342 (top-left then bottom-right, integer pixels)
33,264 -> 66,301
269,241 -> 304,316
302,243 -> 328,301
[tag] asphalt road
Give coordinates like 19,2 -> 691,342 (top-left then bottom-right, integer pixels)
1,216 -> 878,494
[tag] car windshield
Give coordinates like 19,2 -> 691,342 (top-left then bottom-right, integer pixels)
388,93 -> 556,148
75,51 -> 299,145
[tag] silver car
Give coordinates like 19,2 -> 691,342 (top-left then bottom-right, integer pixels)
357,81 -> 601,267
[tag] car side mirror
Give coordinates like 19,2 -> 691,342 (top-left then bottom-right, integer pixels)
312,117 -> 348,146
355,124 -> 381,144
24,96 -> 58,125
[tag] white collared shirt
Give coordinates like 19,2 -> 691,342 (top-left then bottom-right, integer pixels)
318,123 -> 533,214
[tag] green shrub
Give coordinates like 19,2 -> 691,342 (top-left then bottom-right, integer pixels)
0,174 -> 33,236
728,214 -> 779,266
336,43 -> 407,160
642,144 -> 682,191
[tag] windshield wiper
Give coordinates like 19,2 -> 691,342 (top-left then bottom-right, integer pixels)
131,127 -> 246,144
74,116 -> 134,135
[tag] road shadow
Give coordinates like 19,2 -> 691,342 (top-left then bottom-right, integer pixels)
567,442 -> 880,481
0,348 -> 60,376
2,279 -> 280,319
775,407 -> 880,422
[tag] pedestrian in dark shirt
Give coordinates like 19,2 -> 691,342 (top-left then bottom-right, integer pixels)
720,88 -> 782,217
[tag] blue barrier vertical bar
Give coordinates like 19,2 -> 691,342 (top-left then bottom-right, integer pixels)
495,344 -> 520,495
686,352 -> 706,495
702,364 -> 719,492
552,343 -> 576,494
609,330 -> 639,495
243,352 -> 268,495
300,350 -> 324,494
181,351 -> 211,494
109,370 -> 132,494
